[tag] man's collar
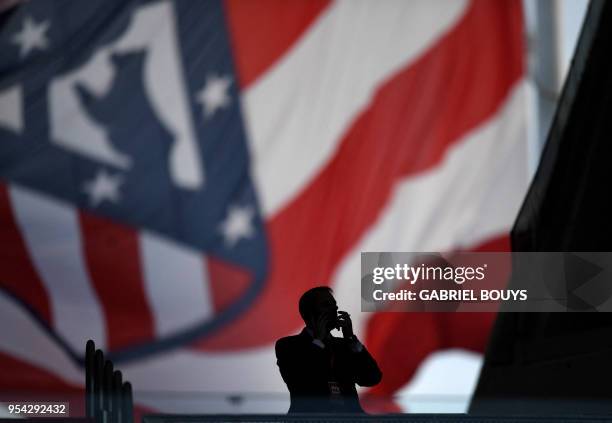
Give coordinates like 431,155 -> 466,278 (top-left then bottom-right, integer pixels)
303,326 -> 332,341
304,327 -> 315,338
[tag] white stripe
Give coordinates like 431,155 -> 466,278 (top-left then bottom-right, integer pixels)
331,80 -> 529,372
244,0 -> 469,216
140,231 -> 213,337
397,350 -> 483,413
9,185 -> 107,351
0,290 -> 82,385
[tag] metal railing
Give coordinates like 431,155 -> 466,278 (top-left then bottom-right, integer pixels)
85,340 -> 134,423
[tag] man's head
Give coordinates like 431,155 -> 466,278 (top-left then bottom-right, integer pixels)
299,286 -> 338,330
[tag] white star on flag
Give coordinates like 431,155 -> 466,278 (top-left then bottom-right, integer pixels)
12,16 -> 50,59
83,170 -> 123,207
219,205 -> 255,248
197,74 -> 232,119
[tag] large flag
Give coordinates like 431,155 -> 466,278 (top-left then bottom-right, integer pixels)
0,0 -> 527,414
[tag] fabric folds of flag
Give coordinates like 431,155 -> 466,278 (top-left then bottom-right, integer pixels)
0,0 -> 528,414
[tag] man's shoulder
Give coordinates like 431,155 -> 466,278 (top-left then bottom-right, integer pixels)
275,332 -> 310,360
276,333 -> 303,348
276,329 -> 310,348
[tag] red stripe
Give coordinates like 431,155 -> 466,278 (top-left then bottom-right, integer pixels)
79,212 -> 155,351
206,256 -> 251,313
224,0 -> 331,88
461,233 -> 511,252
195,0 -> 524,350
0,183 -> 52,324
364,232 -> 510,397
0,351 -> 80,393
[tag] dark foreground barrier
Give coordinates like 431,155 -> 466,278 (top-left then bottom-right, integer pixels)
142,415 -> 612,423
85,340 -> 134,423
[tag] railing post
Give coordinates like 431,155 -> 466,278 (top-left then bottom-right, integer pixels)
94,349 -> 105,422
122,382 -> 134,423
113,370 -> 123,423
85,340 -> 96,419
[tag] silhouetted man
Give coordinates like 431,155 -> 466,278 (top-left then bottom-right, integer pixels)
275,287 -> 382,413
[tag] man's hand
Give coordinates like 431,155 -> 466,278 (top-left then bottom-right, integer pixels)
312,312 -> 332,341
337,311 -> 354,338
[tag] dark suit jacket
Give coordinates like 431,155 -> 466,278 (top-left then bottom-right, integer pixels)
275,328 -> 382,413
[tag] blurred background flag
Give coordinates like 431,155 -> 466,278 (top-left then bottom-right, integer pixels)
0,0 -> 527,414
